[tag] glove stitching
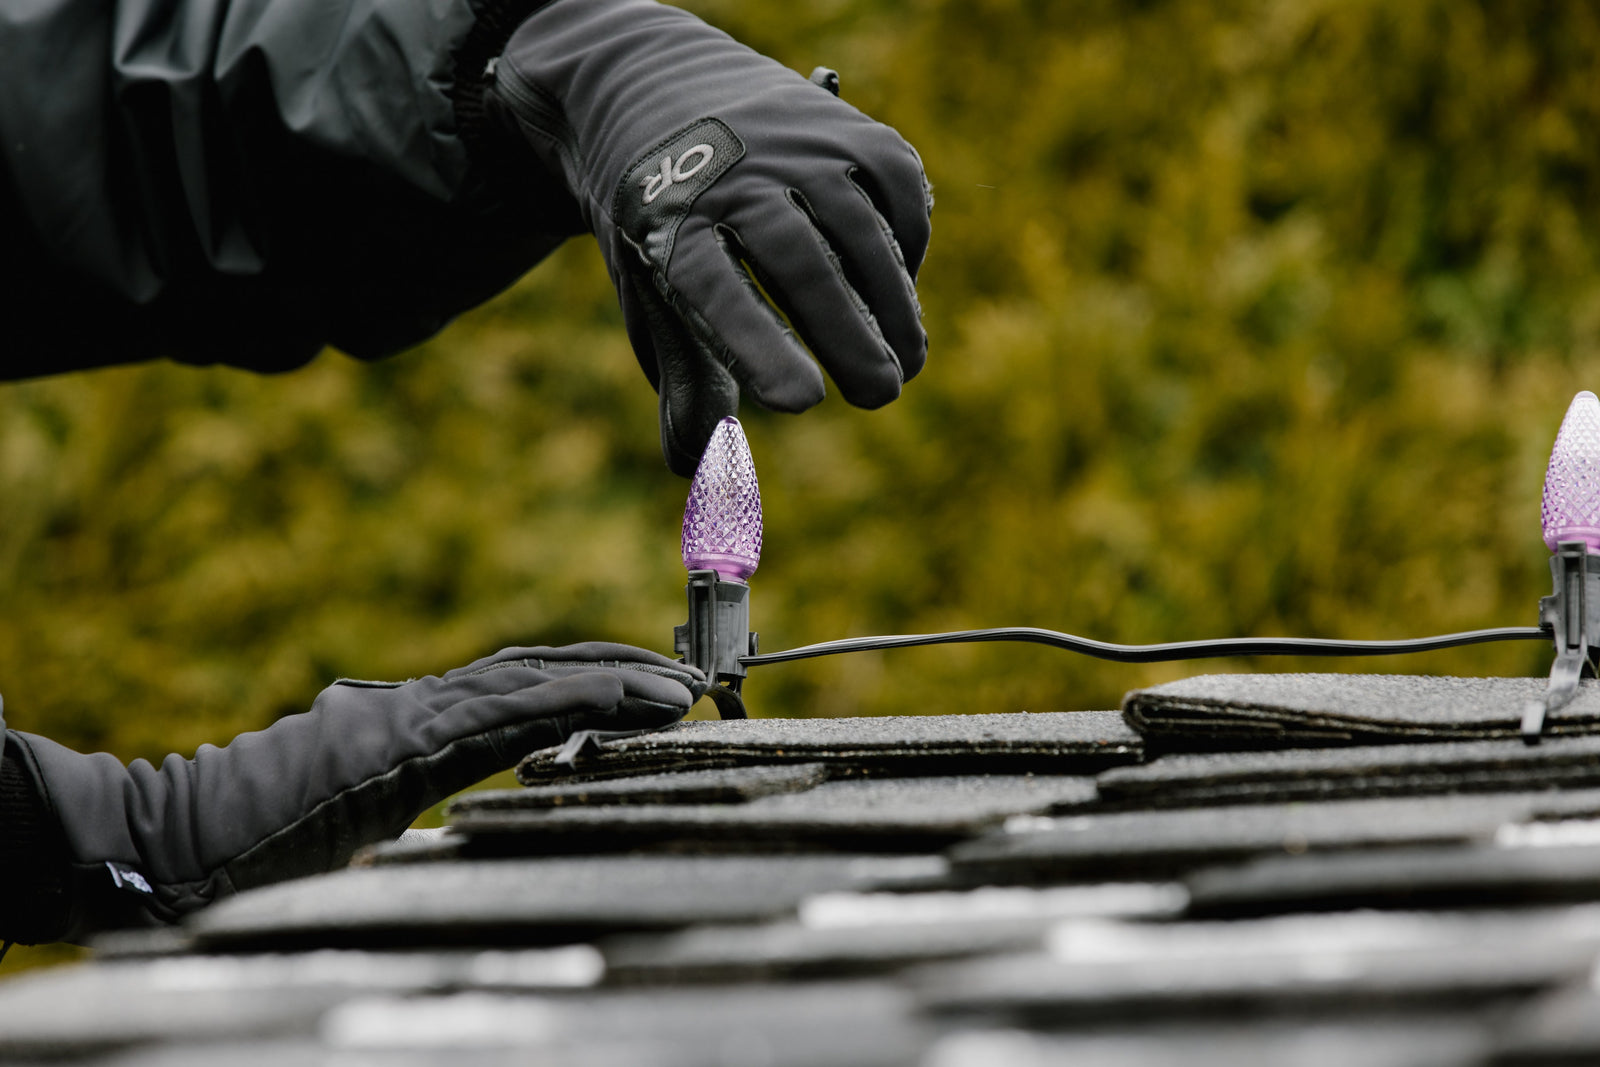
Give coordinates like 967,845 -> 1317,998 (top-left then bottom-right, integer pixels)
725,190 -> 900,395
843,165 -> 927,338
906,141 -> 936,213
709,223 -> 808,357
621,253 -> 741,474
463,657 -> 700,688
845,166 -> 914,277
783,187 -> 894,367
646,222 -> 812,413
333,677 -> 410,689
489,65 -> 583,197
666,282 -> 787,411
605,250 -> 780,412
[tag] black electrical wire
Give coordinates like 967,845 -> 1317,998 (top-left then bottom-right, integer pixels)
740,625 -> 1549,668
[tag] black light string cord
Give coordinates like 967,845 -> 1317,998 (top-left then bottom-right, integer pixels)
740,625 -> 1549,668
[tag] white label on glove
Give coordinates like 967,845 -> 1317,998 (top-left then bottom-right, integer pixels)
106,861 -> 154,895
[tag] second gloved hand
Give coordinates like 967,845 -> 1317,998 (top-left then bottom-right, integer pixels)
486,0 -> 933,475
9,643 -> 703,941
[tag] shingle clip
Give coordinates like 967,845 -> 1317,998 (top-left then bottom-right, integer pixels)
1526,391 -> 1600,743
1525,541 -> 1599,743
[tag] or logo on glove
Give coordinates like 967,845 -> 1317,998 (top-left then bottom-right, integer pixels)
641,142 -> 717,204
616,118 -> 746,270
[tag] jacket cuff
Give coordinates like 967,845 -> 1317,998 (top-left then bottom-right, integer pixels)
0,736 -> 71,945
451,0 -> 573,202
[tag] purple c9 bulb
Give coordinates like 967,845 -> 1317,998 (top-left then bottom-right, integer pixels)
682,416 -> 763,582
1542,390 -> 1600,554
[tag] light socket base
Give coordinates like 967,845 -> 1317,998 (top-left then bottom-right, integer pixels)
674,569 -> 758,720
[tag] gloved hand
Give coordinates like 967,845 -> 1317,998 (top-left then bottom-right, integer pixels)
4,643 -> 703,942
487,0 -> 933,475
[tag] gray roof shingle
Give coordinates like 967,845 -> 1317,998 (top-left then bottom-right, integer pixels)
517,710 -> 1141,783
1124,674 -> 1600,749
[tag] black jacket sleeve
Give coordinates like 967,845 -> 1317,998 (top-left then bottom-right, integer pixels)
0,0 -> 581,379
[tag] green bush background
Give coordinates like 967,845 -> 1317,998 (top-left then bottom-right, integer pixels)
5,0 -> 1600,789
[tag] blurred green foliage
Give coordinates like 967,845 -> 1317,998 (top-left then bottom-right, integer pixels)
5,0 -> 1600,779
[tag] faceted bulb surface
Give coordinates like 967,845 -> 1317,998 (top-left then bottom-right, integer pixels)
682,416 -> 762,581
1543,390 -> 1600,553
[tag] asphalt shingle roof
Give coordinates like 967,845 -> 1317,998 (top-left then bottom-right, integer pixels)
9,690 -> 1600,1065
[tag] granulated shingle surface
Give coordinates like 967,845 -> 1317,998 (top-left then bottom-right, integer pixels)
598,883 -> 1185,982
0,977 -> 925,1067
1096,734 -> 1600,807
1186,843 -> 1600,916
918,1020 -> 1491,1067
323,982 -> 926,1067
948,790 -> 1600,881
911,906 -> 1600,1018
186,854 -> 950,950
452,775 -> 1100,852
0,948 -> 603,1058
912,905 -> 1600,1027
1123,674 -> 1600,750
449,764 -> 829,814
517,711 -> 1140,783
599,918 -> 1052,982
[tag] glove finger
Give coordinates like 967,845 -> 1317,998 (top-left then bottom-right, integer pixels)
448,644 -> 621,678
845,137 -> 934,281
477,669 -> 692,751
457,672 -> 628,768
793,177 -> 927,383
532,661 -> 706,700
609,668 -> 700,726
660,226 -> 827,413
454,670 -> 628,732
621,265 -> 742,476
712,206 -> 904,409
616,258 -> 664,393
487,670 -> 693,767
449,645 -> 706,712
434,663 -> 560,701
455,642 -> 700,679
658,334 -> 741,478
548,640 -> 697,670
494,668 -> 697,722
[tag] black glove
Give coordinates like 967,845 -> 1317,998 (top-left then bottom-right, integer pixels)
487,0 -> 933,475
3,643 -> 703,942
